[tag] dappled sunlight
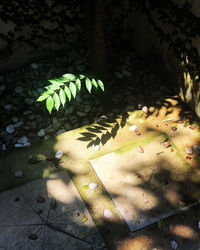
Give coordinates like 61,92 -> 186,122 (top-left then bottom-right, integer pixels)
170,224 -> 198,239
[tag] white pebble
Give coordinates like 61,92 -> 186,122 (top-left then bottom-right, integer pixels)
55,150 -> 64,159
142,106 -> 148,113
103,209 -> 114,219
17,136 -> 28,144
93,144 -> 100,151
89,183 -> 98,190
14,143 -> 25,148
14,170 -> 23,178
170,240 -> 178,249
6,124 -> 15,134
129,124 -> 138,131
37,129 -> 45,137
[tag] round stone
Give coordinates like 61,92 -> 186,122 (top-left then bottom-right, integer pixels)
55,150 -> 64,159
56,129 -> 66,136
142,106 -> 148,113
170,240 -> 178,249
4,104 -> 14,111
30,63 -> 38,69
103,209 -> 114,219
89,183 -> 98,190
11,117 -> 18,123
129,124 -> 138,131
44,135 -> 51,140
6,124 -> 15,134
93,144 -> 100,151
14,143 -> 25,148
14,86 -> 24,94
0,84 -> 6,92
17,136 -> 28,144
37,129 -> 45,137
14,121 -> 24,128
185,147 -> 193,155
14,170 -> 23,178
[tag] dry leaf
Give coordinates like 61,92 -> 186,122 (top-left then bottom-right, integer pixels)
82,214 -> 88,223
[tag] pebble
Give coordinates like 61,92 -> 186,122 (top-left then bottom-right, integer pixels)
14,121 -> 24,128
103,209 -> 114,219
185,147 -> 193,155
129,124 -> 138,131
193,145 -> 200,155
6,124 -> 15,134
93,144 -> 100,151
0,84 -> 6,92
17,136 -> 28,144
122,69 -> 132,77
56,129 -> 66,136
11,117 -> 18,123
14,143 -> 25,148
14,86 -> 24,94
30,63 -> 38,69
23,110 -> 32,115
4,104 -> 14,111
52,118 -> 61,130
14,170 -> 23,178
1,144 -> 6,151
55,150 -> 64,159
142,106 -> 148,113
37,129 -> 45,137
170,240 -> 178,249
89,183 -> 98,190
115,72 -> 123,79
137,146 -> 144,153
77,111 -> 87,117
44,135 -> 51,140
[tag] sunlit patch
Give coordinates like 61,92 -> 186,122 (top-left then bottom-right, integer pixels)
119,236 -> 153,250
170,224 -> 197,239
47,178 -> 75,204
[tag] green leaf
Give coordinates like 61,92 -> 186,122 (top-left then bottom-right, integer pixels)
48,79 -> 64,86
64,86 -> 71,101
92,79 -> 98,89
75,79 -> 81,92
79,74 -> 85,79
37,92 -> 49,102
97,80 -> 104,91
69,82 -> 76,98
82,185 -> 89,190
53,92 -> 60,111
85,77 -> 92,93
59,89 -> 66,107
62,73 -> 76,81
45,84 -> 60,92
46,96 -> 54,114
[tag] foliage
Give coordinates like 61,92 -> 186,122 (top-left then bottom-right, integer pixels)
36,73 -> 104,114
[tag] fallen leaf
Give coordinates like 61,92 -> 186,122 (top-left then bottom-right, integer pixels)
82,214 -> 88,223
189,125 -> 196,130
82,185 -> 89,190
36,196 -> 45,203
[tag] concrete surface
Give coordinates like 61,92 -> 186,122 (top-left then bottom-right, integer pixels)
0,171 -> 105,250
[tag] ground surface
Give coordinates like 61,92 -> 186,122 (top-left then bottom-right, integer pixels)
1,96 -> 200,250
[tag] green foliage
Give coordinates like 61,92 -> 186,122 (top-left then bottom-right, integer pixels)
36,73 -> 104,114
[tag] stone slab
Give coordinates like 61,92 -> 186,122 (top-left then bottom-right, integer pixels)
90,136 -> 200,232
0,171 -> 105,250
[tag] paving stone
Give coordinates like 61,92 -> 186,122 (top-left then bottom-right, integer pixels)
0,171 -> 105,250
90,136 -> 200,232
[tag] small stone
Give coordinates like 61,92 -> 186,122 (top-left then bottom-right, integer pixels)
93,144 -> 100,151
37,129 -> 45,137
11,117 -> 18,123
30,63 -> 38,69
23,110 -> 32,115
28,114 -> 36,121
89,183 -> 98,190
185,147 -> 193,155
171,127 -> 177,131
163,141 -> 171,148
55,150 -> 64,159
137,146 -> 144,153
170,240 -> 178,249
103,209 -> 114,219
65,106 -> 75,115
14,143 -> 25,148
14,170 -> 23,178
24,142 -> 31,147
122,69 -> 132,77
77,111 -> 87,117
6,124 -> 15,134
1,144 -> 6,151
142,106 -> 148,113
52,118 -> 61,130
135,129 -> 141,136
0,84 -> 6,92
14,86 -> 24,94
14,121 -> 24,128
17,136 -> 28,144
4,104 -> 14,111
25,98 -> 34,105
129,124 -> 138,131
44,135 -> 51,140
193,145 -> 200,155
